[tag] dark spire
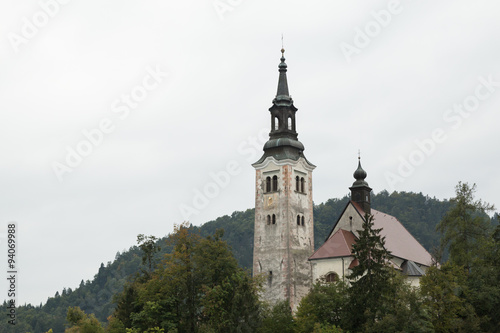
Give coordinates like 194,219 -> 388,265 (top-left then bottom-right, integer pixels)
276,48 -> 290,99
353,156 -> 368,186
253,49 -> 314,168
350,154 -> 372,215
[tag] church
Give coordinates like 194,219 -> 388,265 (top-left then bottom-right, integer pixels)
252,49 -> 434,310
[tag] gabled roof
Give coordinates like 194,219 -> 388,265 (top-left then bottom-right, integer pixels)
309,229 -> 356,260
370,209 -> 433,266
325,200 -> 365,242
326,201 -> 434,267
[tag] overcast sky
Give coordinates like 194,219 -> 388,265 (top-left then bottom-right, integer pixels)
1,0 -> 499,306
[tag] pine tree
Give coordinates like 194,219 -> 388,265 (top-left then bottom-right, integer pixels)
344,213 -> 393,331
437,182 -> 494,272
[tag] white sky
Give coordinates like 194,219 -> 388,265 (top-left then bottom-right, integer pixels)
1,0 -> 499,306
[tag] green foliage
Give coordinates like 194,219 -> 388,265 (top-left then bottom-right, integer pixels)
65,306 -> 105,333
294,280 -> 347,332
437,182 -> 495,270
362,273 -> 433,333
420,263 -> 480,332
201,270 -> 261,332
137,234 -> 162,273
312,323 -> 343,333
1,191 -> 472,332
344,214 -> 393,331
433,182 -> 500,332
113,223 -> 261,332
258,300 -> 294,333
467,224 -> 500,331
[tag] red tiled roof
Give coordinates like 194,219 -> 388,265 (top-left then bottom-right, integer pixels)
309,229 -> 357,260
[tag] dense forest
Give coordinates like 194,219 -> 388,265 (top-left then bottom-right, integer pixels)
1,189 -> 498,332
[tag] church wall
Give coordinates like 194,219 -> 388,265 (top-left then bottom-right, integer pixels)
311,256 -> 353,283
330,204 -> 364,238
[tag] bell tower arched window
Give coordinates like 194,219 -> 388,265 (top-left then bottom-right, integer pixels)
272,176 -> 278,192
272,214 -> 276,224
295,176 -> 299,192
297,215 -> 301,225
300,177 -> 305,193
265,177 -> 271,193
288,117 -> 292,130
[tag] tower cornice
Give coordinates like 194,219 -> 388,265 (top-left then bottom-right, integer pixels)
252,155 -> 316,172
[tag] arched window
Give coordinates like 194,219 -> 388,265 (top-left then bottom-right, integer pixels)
272,176 -> 278,192
267,215 -> 271,225
300,177 -> 305,193
272,214 -> 276,224
265,177 -> 271,193
301,216 -> 305,226
295,176 -> 300,192
288,117 -> 292,130
274,117 -> 280,130
297,215 -> 301,225
325,272 -> 338,283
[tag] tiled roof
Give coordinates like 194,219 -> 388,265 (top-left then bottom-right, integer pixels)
319,201 -> 434,267
309,229 -> 357,260
370,208 -> 433,266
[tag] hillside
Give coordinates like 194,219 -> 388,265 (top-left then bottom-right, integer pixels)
0,191 -> 466,332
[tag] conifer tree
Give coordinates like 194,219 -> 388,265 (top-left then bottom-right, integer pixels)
437,182 -> 494,272
344,213 -> 393,331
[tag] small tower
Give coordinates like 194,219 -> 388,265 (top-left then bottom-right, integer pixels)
252,49 -> 315,310
349,156 -> 372,215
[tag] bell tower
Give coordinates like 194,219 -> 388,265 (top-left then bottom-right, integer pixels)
252,49 -> 315,310
350,156 -> 372,215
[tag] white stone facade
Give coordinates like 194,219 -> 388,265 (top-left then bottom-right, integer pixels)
253,156 -> 315,310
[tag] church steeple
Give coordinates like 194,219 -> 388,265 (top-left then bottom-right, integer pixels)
252,48 -> 315,311
350,155 -> 372,216
276,48 -> 290,99
255,49 -> 313,166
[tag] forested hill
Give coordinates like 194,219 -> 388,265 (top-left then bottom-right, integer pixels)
2,191 -> 484,332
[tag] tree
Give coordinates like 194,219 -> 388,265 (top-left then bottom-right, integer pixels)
420,263 -> 480,332
465,223 -> 500,331
362,272 -> 433,333
137,234 -> 162,273
437,182 -> 495,271
118,223 -> 262,332
344,214 -> 393,331
435,182 -> 499,331
200,270 -> 261,332
294,279 -> 347,332
65,306 -> 105,333
258,300 -> 294,333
